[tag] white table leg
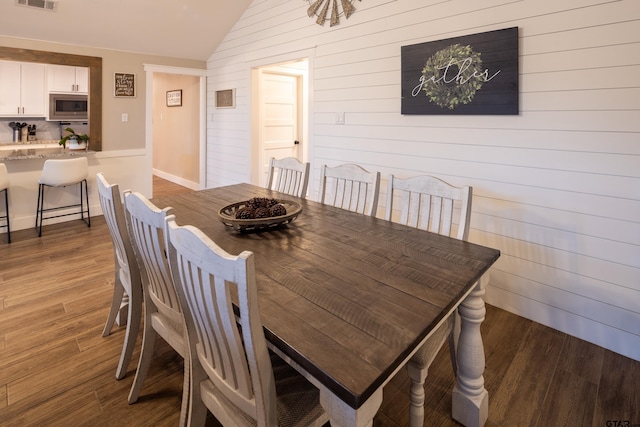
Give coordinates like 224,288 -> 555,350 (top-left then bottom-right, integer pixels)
319,387 -> 382,427
452,276 -> 489,427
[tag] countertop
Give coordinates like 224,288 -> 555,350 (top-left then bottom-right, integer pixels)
0,140 -> 93,161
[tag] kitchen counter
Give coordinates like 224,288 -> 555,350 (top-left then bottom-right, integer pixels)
0,141 -> 94,161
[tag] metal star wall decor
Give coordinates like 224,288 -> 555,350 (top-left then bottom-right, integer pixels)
306,0 -> 361,27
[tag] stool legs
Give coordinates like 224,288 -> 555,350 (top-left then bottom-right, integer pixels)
36,180 -> 90,237
1,188 -> 9,243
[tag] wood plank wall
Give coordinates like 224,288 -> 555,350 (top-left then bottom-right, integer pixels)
205,0 -> 640,361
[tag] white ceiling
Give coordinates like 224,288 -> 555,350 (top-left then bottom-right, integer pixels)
0,0 -> 254,61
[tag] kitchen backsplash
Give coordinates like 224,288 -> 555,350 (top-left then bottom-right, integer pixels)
0,119 -> 88,143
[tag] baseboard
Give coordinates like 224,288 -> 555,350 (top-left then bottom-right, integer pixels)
152,169 -> 199,190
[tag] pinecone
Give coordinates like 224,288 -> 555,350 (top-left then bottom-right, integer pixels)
254,207 -> 271,218
269,204 -> 287,217
235,207 -> 255,219
267,198 -> 279,208
247,197 -> 269,209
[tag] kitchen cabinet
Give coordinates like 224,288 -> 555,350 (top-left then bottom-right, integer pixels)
0,60 -> 47,117
47,65 -> 88,93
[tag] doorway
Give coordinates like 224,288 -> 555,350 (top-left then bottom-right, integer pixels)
252,59 -> 309,188
144,64 -> 207,196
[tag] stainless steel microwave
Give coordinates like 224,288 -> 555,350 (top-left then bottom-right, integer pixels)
48,93 -> 88,121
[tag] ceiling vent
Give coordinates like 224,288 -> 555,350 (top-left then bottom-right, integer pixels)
16,0 -> 57,11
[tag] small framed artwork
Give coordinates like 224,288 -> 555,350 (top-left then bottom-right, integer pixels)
114,73 -> 136,98
215,89 -> 235,108
166,89 -> 182,107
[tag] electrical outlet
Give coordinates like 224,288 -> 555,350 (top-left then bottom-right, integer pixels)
121,113 -> 128,122
335,112 -> 345,125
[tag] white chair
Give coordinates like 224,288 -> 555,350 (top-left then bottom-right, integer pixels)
0,163 -> 10,243
319,163 -> 380,216
385,174 -> 472,427
123,191 -> 188,426
165,217 -> 329,427
266,157 -> 310,198
96,173 -> 142,380
35,157 -> 90,236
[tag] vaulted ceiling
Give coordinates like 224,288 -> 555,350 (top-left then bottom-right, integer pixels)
0,0 -> 254,61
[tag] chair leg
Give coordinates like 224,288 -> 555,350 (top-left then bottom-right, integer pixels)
2,189 -> 9,244
36,184 -> 44,236
178,352 -> 190,427
81,179 -> 91,228
187,357 -> 208,427
115,288 -> 142,380
127,304 -> 157,400
103,277 -> 126,337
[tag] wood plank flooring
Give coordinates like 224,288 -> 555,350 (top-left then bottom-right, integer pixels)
0,176 -> 638,426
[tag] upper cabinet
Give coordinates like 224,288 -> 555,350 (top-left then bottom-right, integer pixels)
47,65 -> 89,94
0,60 -> 47,117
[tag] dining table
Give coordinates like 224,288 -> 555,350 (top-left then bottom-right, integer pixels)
151,183 -> 500,427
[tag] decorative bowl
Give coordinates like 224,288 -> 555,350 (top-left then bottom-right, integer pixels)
218,199 -> 302,232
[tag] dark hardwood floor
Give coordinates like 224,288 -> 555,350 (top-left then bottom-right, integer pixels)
0,176 -> 638,426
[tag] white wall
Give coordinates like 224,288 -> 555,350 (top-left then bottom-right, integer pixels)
205,0 -> 640,361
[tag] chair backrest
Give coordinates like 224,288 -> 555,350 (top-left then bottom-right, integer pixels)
319,163 -> 381,216
96,173 -> 139,295
165,217 -> 277,425
40,157 -> 88,186
385,174 -> 472,241
123,191 -> 182,323
0,163 -> 8,190
266,157 -> 310,198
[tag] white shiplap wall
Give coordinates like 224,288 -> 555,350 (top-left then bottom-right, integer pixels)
206,0 -> 640,361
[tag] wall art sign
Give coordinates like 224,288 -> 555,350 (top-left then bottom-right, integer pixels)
166,89 -> 182,107
114,73 -> 136,98
215,89 -> 235,108
401,27 -> 518,115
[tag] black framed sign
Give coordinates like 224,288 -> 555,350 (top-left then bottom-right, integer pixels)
166,89 -> 182,107
401,27 -> 519,115
114,73 -> 136,98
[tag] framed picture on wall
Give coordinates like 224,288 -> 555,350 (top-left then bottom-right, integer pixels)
215,89 -> 235,108
401,27 -> 519,115
114,73 -> 136,97
166,89 -> 182,107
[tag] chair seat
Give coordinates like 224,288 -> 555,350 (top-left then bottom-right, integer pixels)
39,158 -> 89,187
200,351 -> 325,427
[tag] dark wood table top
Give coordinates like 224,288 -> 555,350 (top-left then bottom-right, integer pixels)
152,183 -> 500,410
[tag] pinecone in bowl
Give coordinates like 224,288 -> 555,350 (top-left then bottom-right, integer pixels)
235,207 -> 255,219
269,204 -> 287,217
254,207 -> 271,218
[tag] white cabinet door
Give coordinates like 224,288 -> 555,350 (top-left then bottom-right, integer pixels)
75,67 -> 89,93
48,65 -> 88,93
0,60 -> 46,117
21,63 -> 46,116
0,61 -> 22,115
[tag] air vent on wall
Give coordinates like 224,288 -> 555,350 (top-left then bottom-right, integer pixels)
16,0 -> 57,11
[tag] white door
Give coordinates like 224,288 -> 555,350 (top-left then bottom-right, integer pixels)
259,71 -> 301,186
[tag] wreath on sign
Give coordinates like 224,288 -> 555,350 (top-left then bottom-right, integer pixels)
421,44 -> 484,109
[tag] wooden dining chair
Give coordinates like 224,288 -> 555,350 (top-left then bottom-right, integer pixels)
319,163 -> 381,216
385,173 -> 472,427
123,191 -> 189,426
96,173 -> 142,381
266,156 -> 310,198
165,217 -> 329,427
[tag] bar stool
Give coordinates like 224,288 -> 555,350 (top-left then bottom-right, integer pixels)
36,157 -> 90,237
0,163 -> 10,243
